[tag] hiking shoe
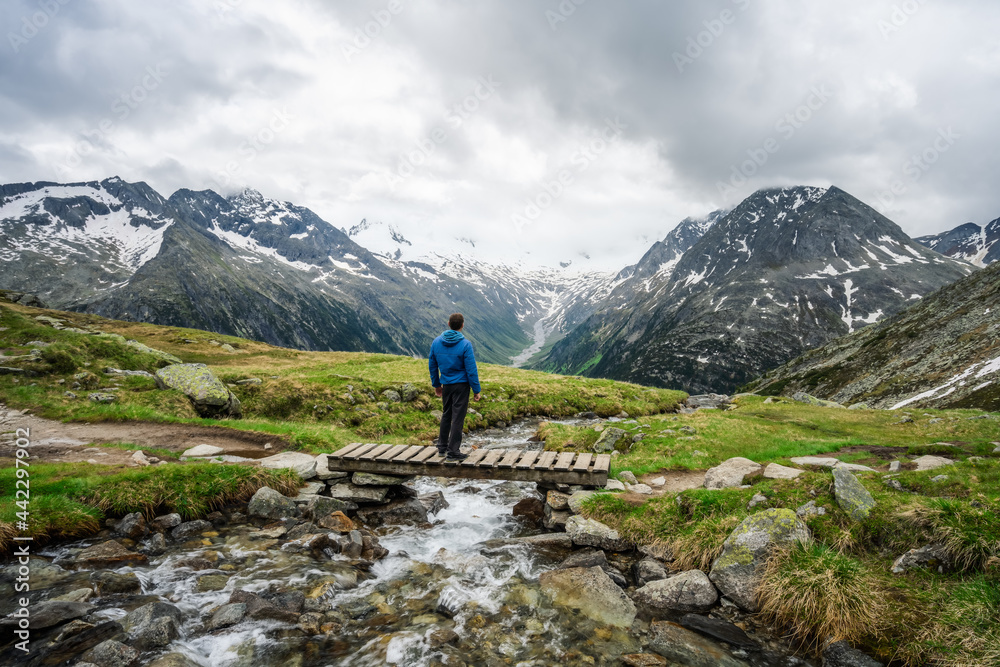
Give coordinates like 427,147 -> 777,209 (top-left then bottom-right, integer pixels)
446,452 -> 468,461
436,449 -> 447,456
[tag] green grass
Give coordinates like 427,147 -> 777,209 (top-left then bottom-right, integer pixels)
0,462 -> 300,552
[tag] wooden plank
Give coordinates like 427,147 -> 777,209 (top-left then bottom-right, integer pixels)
533,451 -> 557,470
425,452 -> 448,466
359,444 -> 394,461
572,452 -> 593,472
497,450 -> 522,469
553,452 -> 576,471
330,443 -> 367,459
410,447 -> 438,464
341,443 -> 380,459
460,449 -> 490,466
593,454 -> 611,473
514,450 -> 540,469
323,457 -> 608,485
376,445 -> 409,461
477,449 -> 506,468
391,445 -> 425,462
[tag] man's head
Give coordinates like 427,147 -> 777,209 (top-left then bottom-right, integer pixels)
448,313 -> 464,331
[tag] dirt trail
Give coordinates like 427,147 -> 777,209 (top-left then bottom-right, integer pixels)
0,404 -> 290,467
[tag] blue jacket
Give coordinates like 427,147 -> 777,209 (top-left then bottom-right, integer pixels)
429,330 -> 481,393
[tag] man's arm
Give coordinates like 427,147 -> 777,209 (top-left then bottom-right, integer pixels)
429,349 -> 441,388
464,342 -> 481,398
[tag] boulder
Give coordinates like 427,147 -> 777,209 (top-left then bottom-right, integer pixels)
648,621 -> 750,667
16,601 -> 92,629
418,491 -> 449,515
630,484 -> 654,495
181,444 -> 225,458
327,482 -> 390,504
565,515 -> 633,551
85,639 -> 140,667
538,566 -> 637,628
833,468 -> 876,521
129,615 -> 180,651
114,513 -> 147,540
258,452 -> 318,479
356,498 -> 428,526
314,454 -> 349,481
400,383 -> 419,401
303,495 -> 357,519
543,504 -> 571,530
791,392 -> 845,409
505,533 -> 575,553
171,519 -> 213,540
634,570 -> 718,614
605,479 -> 626,491
75,540 -> 147,568
913,455 -> 954,471
90,571 -> 141,595
704,458 -> 763,489
247,487 -> 298,520
709,509 -> 812,611
513,497 -> 545,526
891,544 -> 951,574
680,613 -> 757,649
53,588 -> 94,603
558,548 -> 607,570
835,462 -> 876,473
618,471 -> 638,485
822,640 -> 884,667
317,511 -> 356,532
648,476 -> 666,487
352,471 -> 413,486
154,363 -> 241,418
145,654 -> 203,667
546,490 -> 571,511
632,558 -> 669,587
209,603 -> 247,630
150,513 -> 182,531
762,463 -> 804,480
790,456 -> 841,468
121,602 -> 183,634
593,427 -> 629,453
567,490 -> 597,514
382,389 -> 401,402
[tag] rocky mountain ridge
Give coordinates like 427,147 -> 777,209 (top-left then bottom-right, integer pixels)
915,218 -> 999,266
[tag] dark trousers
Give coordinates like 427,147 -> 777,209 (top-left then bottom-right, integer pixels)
438,382 -> 470,455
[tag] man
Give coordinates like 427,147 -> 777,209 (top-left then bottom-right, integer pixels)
428,313 -> 481,460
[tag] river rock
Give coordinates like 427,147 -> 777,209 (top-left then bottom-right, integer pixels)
649,621 -> 750,667
538,566 -> 637,628
621,655 -> 667,667
704,458 -> 763,489
145,654 -> 203,667
913,455 -> 954,471
633,558 -> 669,587
150,513 -> 182,531
567,490 -> 597,514
182,444 -> 225,457
75,540 -> 147,568
20,600 -> 92,629
634,570 -> 718,614
418,491 -> 449,515
593,428 -> 629,453
543,504 -> 571,530
304,495 -> 357,519
833,468 -> 876,521
314,454 -> 349,481
209,603 -> 247,630
513,533 -> 575,552
130,615 -> 180,650
259,452 -> 318,479
154,363 -> 241,418
546,490 -> 571,510
121,601 -> 183,634
53,588 -> 95,603
680,613 -> 757,649
513,497 -> 545,526
790,456 -> 841,468
85,639 -> 140,667
171,519 -> 213,540
341,530 -> 364,559
558,547 -> 607,570
618,471 -> 638,485
605,479 -> 626,491
197,573 -> 231,592
114,513 -> 147,539
141,532 -> 168,556
316,510 -> 355,532
565,515 -> 633,551
327,482 -> 391,504
91,571 -> 141,595
357,497 -> 429,526
709,508 -> 812,612
248,486 -> 299,519
822,640 -> 885,667
762,463 -> 804,480
892,544 -> 951,574
352,471 -> 414,486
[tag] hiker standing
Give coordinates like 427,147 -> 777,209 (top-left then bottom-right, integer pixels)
429,313 -> 481,460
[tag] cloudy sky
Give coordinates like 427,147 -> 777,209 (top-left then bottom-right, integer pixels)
2,0 -> 998,270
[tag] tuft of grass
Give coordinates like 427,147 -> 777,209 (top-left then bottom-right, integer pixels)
758,544 -> 890,648
900,497 -> 1000,571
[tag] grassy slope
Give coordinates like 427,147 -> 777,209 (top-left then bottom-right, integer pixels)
547,397 -> 1000,666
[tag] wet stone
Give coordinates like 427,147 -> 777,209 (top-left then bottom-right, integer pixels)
622,654 -> 667,667
558,548 -> 607,570
75,540 -> 147,568
84,639 -> 140,667
648,621 -> 750,667
90,571 -> 141,595
247,487 -> 299,520
150,513 -> 182,531
114,513 -> 147,539
633,558 -> 669,587
680,613 -> 757,649
209,603 -> 247,630
171,519 -> 213,540
196,573 -> 231,592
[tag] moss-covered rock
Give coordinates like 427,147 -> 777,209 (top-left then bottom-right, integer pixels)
832,468 -> 876,521
154,363 -> 241,418
709,508 -> 811,611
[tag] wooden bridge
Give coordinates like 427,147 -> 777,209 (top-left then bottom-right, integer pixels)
327,443 -> 611,485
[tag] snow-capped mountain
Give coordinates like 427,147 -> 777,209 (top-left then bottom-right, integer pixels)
535,186 -> 974,394
915,218 -> 1000,266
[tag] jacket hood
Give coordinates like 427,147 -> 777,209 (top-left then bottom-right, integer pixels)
441,330 -> 465,346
